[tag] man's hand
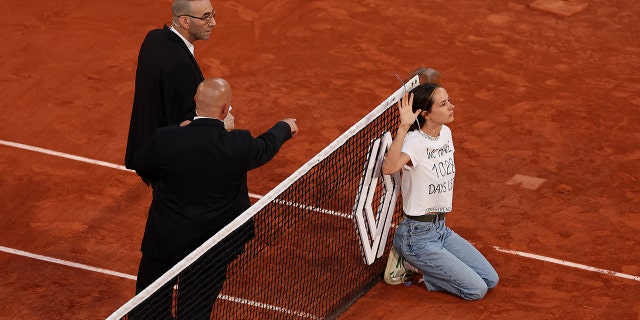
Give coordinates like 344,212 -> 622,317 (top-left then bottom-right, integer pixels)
224,111 -> 235,131
282,118 -> 298,137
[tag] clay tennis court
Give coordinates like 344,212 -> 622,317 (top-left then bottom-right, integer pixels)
1,0 -> 639,319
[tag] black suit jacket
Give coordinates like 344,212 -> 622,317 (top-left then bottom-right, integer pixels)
133,118 -> 292,265
125,25 -> 205,169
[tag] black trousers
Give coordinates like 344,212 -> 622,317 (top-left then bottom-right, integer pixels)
130,221 -> 253,319
130,255 -> 227,320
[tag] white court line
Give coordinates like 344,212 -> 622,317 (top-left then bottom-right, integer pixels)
0,140 -> 263,278
218,295 -> 318,319
0,139 -> 265,200
2,139 -> 312,317
1,139 -> 131,172
1,245 -> 321,319
0,245 -> 137,280
494,246 -> 640,282
274,198 -> 351,219
2,139 -> 638,298
1,245 -> 319,318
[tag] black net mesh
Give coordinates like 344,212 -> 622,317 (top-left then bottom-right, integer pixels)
109,78 -> 419,320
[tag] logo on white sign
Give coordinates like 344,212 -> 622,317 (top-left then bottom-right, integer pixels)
352,132 -> 400,265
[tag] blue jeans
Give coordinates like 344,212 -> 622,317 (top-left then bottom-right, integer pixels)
393,217 -> 499,300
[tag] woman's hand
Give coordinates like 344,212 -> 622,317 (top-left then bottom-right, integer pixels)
398,92 -> 420,129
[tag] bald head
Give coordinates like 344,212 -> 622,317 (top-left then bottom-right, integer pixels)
172,0 -> 208,16
195,78 -> 231,119
406,67 -> 441,85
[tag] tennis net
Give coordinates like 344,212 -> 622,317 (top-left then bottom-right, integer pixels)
107,75 -> 420,320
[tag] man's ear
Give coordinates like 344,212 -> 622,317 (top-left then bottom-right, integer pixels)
178,16 -> 190,28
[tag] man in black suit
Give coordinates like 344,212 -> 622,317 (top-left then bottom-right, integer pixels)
132,78 -> 298,319
125,0 -> 217,170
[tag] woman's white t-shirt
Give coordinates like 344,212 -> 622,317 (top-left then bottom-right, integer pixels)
400,125 -> 455,215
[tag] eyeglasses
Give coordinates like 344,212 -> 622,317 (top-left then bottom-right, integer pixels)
181,10 -> 216,23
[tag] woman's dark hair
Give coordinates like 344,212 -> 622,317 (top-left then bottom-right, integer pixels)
409,83 -> 440,131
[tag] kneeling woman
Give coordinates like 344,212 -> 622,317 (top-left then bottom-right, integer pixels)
382,83 -> 499,300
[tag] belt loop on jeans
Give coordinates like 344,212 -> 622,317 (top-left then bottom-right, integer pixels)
403,211 -> 447,223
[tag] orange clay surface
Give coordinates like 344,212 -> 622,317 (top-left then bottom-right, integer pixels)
1,0 -> 639,319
